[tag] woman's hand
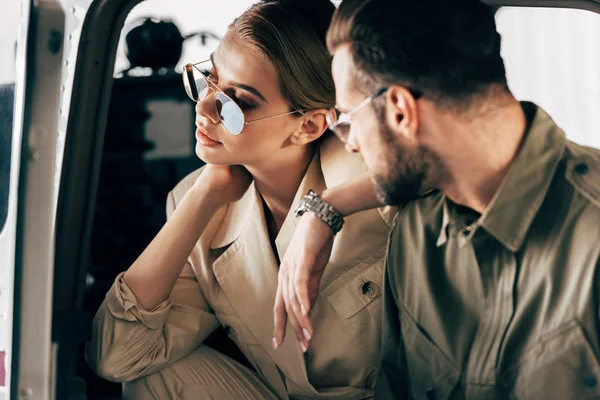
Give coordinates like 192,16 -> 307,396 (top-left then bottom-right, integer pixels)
273,212 -> 334,352
193,164 -> 254,206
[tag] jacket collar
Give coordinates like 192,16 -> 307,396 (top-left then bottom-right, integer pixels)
209,137 -> 358,251
437,102 -> 567,251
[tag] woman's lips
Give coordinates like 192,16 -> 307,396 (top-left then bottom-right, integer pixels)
195,128 -> 221,147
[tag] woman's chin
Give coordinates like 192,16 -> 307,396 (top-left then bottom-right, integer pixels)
195,144 -> 232,165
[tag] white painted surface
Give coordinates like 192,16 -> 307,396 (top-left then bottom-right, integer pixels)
497,6 -> 600,148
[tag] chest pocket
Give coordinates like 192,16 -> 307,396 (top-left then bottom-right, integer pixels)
399,306 -> 461,400
326,253 -> 384,328
324,251 -> 385,373
500,320 -> 600,400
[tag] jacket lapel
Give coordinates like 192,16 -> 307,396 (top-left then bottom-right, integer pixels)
275,152 -> 327,262
211,182 -> 319,395
210,146 -> 364,395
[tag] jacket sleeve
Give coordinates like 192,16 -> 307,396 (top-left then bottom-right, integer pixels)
85,190 -> 219,382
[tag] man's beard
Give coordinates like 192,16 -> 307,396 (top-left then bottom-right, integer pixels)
371,123 -> 435,206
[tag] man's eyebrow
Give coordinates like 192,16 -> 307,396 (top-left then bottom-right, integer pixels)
210,53 -> 268,104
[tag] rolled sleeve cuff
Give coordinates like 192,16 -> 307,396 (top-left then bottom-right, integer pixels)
105,272 -> 172,330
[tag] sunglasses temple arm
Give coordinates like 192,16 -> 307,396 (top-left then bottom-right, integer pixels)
245,109 -> 307,125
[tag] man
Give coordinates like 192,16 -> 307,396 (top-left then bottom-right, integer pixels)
273,0 -> 600,398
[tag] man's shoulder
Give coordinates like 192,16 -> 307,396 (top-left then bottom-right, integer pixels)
563,141 -> 600,210
393,190 -> 445,234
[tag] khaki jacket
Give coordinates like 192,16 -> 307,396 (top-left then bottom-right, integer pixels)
376,103 -> 600,400
87,136 -> 395,400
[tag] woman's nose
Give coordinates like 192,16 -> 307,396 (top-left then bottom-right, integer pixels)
195,90 -> 221,125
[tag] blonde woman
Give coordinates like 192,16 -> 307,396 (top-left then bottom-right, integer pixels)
86,0 -> 394,398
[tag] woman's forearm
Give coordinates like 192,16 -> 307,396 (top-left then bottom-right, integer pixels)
123,184 -> 223,311
320,173 -> 385,216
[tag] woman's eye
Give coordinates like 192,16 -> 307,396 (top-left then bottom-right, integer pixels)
201,69 -> 217,83
236,98 -> 256,111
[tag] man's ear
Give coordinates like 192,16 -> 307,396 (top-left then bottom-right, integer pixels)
385,85 -> 419,141
289,109 -> 329,146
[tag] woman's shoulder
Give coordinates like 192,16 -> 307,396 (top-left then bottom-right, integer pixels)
319,134 -> 367,188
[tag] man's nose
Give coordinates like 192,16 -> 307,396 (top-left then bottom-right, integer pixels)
345,129 -> 360,153
195,89 -> 221,125
344,142 -> 360,153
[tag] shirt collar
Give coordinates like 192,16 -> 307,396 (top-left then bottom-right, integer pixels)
437,102 -> 567,251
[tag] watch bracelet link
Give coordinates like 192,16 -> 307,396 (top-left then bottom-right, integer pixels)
295,189 -> 345,234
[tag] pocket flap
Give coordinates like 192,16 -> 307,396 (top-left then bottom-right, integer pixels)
326,260 -> 383,319
400,307 -> 461,400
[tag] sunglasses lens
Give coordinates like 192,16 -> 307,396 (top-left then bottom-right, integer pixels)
183,65 -> 195,100
215,92 -> 244,135
327,108 -> 351,143
182,64 -> 209,101
326,108 -> 339,127
335,122 -> 351,143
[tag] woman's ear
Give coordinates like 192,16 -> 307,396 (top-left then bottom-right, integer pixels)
290,109 -> 329,146
385,85 -> 419,141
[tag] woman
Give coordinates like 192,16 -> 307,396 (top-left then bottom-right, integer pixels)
86,0 -> 394,398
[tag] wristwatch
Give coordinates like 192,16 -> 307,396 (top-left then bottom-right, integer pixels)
295,189 -> 345,234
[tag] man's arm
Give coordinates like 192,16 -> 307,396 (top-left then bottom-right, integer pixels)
272,173 -> 385,350
320,172 -> 385,215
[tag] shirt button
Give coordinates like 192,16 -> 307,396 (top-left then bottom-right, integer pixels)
584,373 -> 597,388
463,225 -> 473,236
426,387 -> 436,400
574,162 -> 589,176
360,281 -> 379,298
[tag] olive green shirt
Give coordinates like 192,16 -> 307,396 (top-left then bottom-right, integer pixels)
375,103 -> 600,400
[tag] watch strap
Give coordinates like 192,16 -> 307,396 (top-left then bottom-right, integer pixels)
295,189 -> 344,234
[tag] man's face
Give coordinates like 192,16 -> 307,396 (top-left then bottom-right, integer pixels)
331,45 -> 434,205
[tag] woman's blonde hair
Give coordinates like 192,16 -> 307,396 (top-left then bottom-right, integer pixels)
230,0 -> 336,113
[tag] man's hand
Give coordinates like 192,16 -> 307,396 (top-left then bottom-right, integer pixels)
273,212 -> 334,352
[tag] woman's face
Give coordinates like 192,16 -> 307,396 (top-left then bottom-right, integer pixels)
194,32 -> 302,167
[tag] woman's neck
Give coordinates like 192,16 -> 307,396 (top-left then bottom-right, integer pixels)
247,146 -> 315,235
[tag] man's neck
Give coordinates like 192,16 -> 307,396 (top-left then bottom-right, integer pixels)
431,98 -> 527,214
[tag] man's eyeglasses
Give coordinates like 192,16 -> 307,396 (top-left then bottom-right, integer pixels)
183,59 -> 305,135
326,87 -> 422,144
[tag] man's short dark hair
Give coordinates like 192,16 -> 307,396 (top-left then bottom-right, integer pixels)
327,0 -> 509,110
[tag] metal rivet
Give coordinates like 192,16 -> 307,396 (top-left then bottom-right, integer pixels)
574,162 -> 589,176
